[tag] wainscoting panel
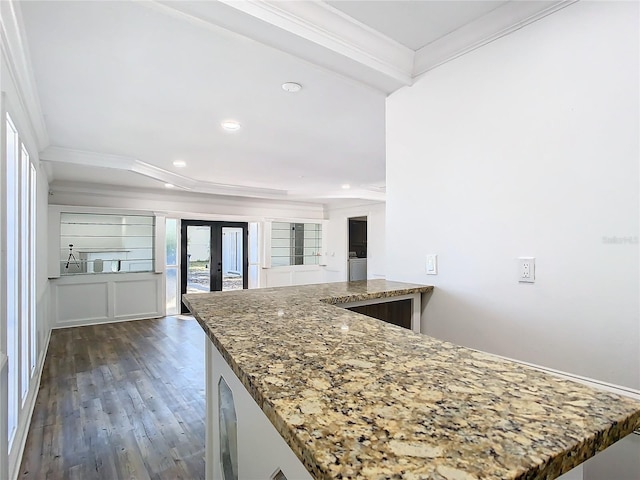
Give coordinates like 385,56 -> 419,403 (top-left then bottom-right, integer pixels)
57,281 -> 108,323
51,272 -> 163,328
261,265 -> 325,288
0,354 -> 8,480
113,278 -> 161,319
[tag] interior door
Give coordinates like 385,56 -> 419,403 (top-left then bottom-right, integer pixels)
181,220 -> 248,313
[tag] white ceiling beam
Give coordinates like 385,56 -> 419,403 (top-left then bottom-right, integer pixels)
218,1 -> 414,83
149,0 -> 579,94
148,0 -> 414,93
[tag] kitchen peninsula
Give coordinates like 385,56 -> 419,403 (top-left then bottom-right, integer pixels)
183,280 -> 640,480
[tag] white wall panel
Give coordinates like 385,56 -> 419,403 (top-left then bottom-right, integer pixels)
292,268 -> 325,286
263,269 -> 294,288
56,282 -> 108,322
262,266 -> 326,288
113,278 -> 160,319
0,355 -> 7,480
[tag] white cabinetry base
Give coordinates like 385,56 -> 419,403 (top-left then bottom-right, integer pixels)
206,340 -> 312,480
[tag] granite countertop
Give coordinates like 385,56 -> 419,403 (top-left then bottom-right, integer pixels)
183,280 -> 640,480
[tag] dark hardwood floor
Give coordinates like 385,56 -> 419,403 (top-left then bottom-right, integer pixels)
19,316 -> 206,480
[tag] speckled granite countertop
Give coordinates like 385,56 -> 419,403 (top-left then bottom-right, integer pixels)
183,280 -> 640,480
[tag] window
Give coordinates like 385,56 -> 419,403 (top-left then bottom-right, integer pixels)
60,213 -> 155,275
165,218 -> 179,315
271,222 -> 322,267
6,114 -> 19,445
4,113 -> 37,448
19,145 -> 29,401
29,164 -> 37,374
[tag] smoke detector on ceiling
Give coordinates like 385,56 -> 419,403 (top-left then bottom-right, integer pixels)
282,82 -> 302,93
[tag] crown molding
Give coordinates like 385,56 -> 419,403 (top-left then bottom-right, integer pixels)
286,186 -> 386,203
413,0 -> 578,77
40,146 -> 136,170
40,160 -> 54,182
0,0 -> 49,149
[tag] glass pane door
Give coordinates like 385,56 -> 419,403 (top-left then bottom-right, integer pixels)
222,227 -> 243,291
186,225 -> 211,294
165,218 -> 179,315
180,220 -> 248,312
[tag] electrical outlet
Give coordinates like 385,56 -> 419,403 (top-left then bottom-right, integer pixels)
518,257 -> 535,283
426,254 -> 438,275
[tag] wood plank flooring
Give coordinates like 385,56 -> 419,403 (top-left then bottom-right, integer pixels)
19,316 -> 206,480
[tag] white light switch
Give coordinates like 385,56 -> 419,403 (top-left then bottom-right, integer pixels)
426,254 -> 438,275
518,257 -> 535,283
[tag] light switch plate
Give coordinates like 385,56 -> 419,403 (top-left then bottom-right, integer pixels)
426,254 -> 438,275
518,257 -> 535,283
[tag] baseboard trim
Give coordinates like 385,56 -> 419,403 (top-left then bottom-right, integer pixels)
9,326 -> 52,480
53,313 -> 164,330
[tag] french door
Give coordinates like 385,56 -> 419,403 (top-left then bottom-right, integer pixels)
180,220 -> 248,313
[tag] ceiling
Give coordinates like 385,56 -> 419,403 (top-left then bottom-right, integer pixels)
16,0 -> 568,204
327,1 -> 509,50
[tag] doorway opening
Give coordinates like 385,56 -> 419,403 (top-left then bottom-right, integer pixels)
180,220 -> 248,313
348,216 -> 367,281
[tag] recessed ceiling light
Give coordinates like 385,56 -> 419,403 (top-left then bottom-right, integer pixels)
165,183 -> 175,188
221,120 -> 241,131
341,184 -> 351,190
173,160 -> 186,168
282,82 -> 302,93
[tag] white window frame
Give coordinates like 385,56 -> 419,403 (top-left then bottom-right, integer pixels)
3,112 -> 38,449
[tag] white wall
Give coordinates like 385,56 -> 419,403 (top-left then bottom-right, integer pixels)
324,201 -> 386,282
1,8 -> 52,477
387,0 -> 638,388
386,3 -> 638,478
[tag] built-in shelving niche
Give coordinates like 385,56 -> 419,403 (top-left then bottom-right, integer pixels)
60,212 -> 155,275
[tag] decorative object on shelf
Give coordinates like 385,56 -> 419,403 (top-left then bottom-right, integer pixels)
93,258 -> 104,273
64,244 -> 80,271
